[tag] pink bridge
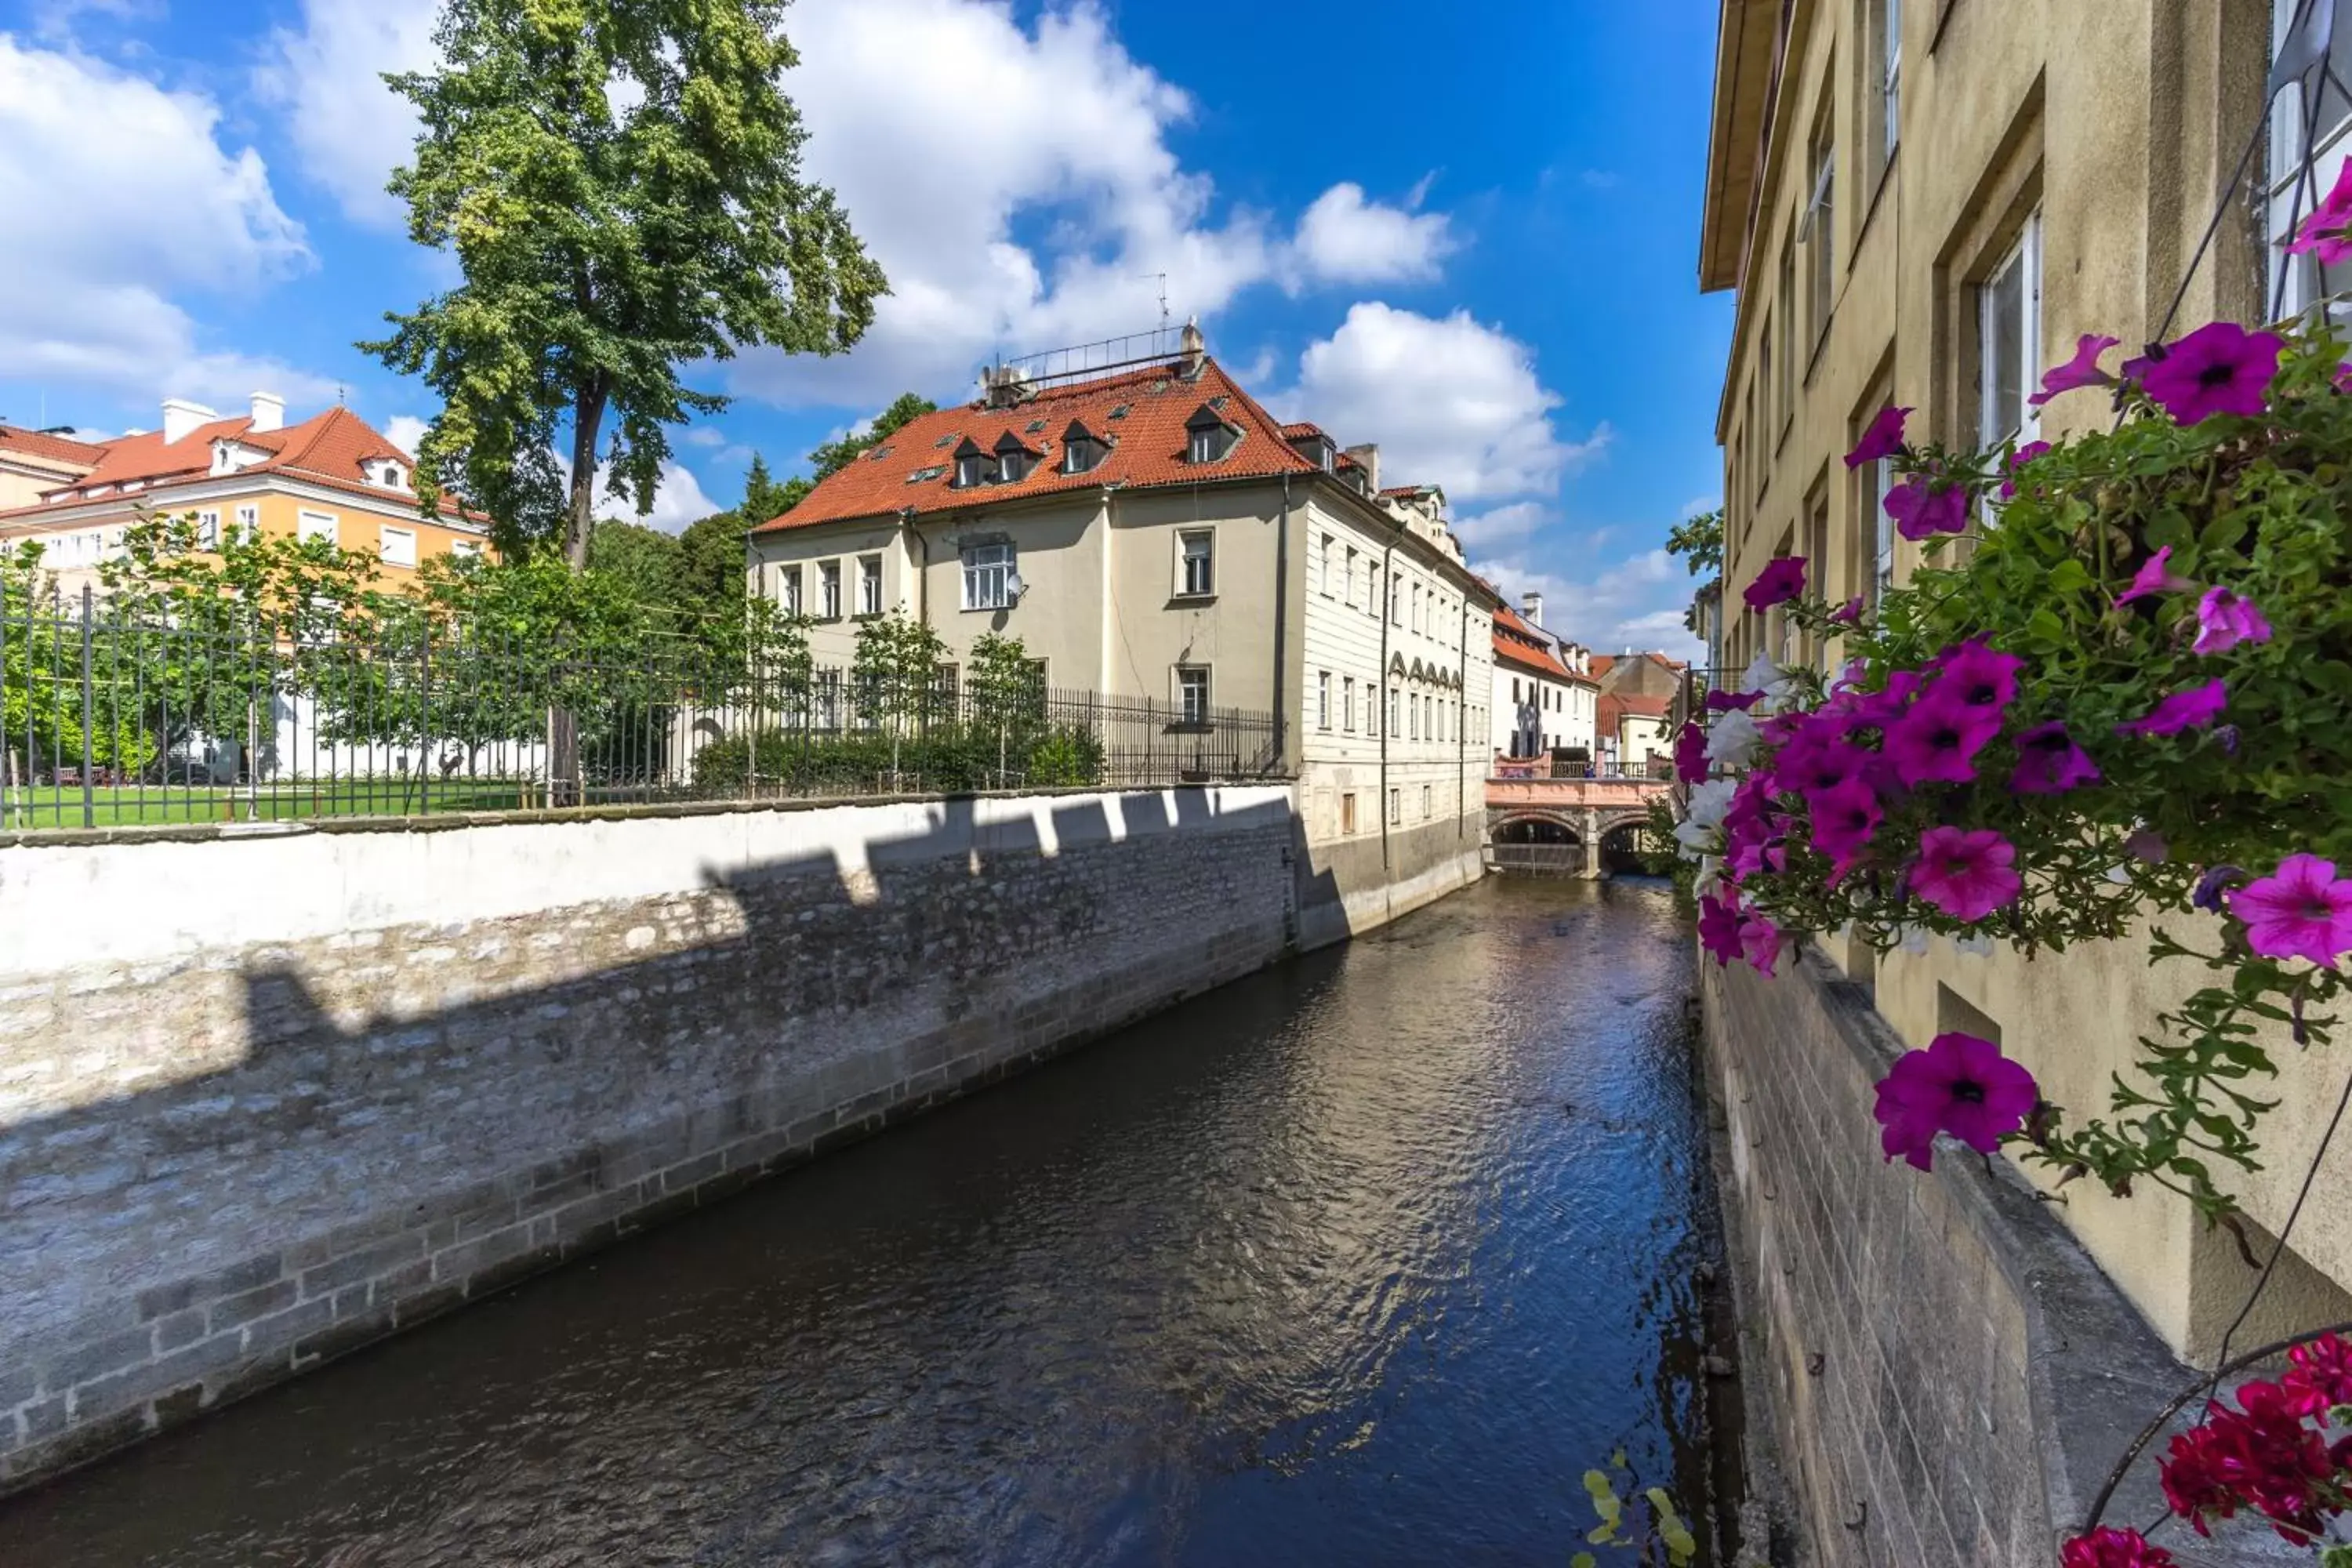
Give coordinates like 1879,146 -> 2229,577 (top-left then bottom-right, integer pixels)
1483,773 -> 1673,877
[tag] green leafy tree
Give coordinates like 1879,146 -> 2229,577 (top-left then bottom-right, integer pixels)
1664,507 -> 1723,578
585,518 -> 685,615
806,392 -> 937,481
740,453 -> 797,528
368,0 -> 888,567
674,510 -> 752,619
850,609 -> 949,735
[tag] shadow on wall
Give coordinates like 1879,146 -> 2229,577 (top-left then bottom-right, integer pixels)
0,786 -> 1339,1485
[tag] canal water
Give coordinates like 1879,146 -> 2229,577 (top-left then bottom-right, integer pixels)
0,877 -> 1722,1567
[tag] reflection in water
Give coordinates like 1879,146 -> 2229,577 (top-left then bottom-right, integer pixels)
0,878 -> 1719,1566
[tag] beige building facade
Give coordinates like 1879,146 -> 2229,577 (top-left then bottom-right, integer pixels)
1702,0 -> 2350,1363
746,340 -> 1497,948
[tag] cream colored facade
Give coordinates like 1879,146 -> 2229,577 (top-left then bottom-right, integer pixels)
747,450 -> 1497,948
1702,0 -> 2348,1362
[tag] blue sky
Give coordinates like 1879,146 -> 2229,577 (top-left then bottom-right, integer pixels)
0,0 -> 1730,655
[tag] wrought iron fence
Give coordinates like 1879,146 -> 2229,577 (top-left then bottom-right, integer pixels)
0,590 -> 1284,833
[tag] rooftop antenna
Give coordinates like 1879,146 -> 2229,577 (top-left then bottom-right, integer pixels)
1138,272 -> 1169,332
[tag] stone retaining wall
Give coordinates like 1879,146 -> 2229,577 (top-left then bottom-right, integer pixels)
0,787 -> 1300,1492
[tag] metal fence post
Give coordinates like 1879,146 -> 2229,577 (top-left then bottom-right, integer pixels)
78,586 -> 95,829
419,622 -> 433,817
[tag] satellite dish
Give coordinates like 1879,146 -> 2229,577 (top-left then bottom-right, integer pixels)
1004,568 -> 1025,601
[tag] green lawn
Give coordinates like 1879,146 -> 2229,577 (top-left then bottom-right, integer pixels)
1,780 -> 535,830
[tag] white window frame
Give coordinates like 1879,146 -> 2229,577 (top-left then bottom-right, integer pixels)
233,504 -> 260,544
1317,670 -> 1332,731
1879,0 -> 1903,172
1341,674 -> 1356,733
2269,0 -> 2352,318
1176,665 -> 1210,726
195,510 -> 220,550
819,560 -> 842,620
858,554 -> 883,616
298,509 -> 337,546
1344,546 -> 1359,611
1388,788 -> 1402,826
960,542 -> 1013,612
1177,529 -> 1214,597
778,563 -> 802,616
379,525 -> 418,568
1319,533 -> 1335,597
1976,212 -> 2044,449
450,539 -> 484,561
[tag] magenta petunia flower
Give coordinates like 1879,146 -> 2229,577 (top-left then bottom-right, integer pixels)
1883,474 -> 1969,540
1743,555 -> 1808,612
1929,639 -> 2024,715
1845,404 -> 1911,469
1886,691 -> 2002,787
1674,721 -> 1710,784
2060,1526 -> 2178,1568
2000,439 -> 2050,500
1807,778 -> 1884,879
2286,159 -> 2352,266
2136,321 -> 2285,424
1698,893 -> 1746,966
2114,545 -> 2196,607
2116,679 -> 2228,737
1707,688 -> 1764,713
1739,910 -> 1786,975
1777,735 -> 1871,801
2009,722 -> 2102,795
2191,586 -> 2272,655
2227,854 -> 2352,968
1829,596 -> 1863,625
1872,1030 -> 2039,1171
2029,334 -> 2123,408
2281,1331 -> 2352,1415
1908,826 -> 2023,920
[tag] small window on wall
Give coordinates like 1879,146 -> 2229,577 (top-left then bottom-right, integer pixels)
299,510 -> 337,546
379,526 -> 417,568
1317,670 -> 1332,731
451,539 -> 485,561
961,543 -> 1013,611
2270,0 -> 2352,317
1388,788 -> 1402,826
1178,665 -> 1211,726
1874,0 -> 1903,182
1341,675 -> 1356,732
858,554 -> 883,616
1178,530 -> 1214,597
1978,213 -> 2043,450
1340,791 -> 1359,835
1319,533 -> 1335,596
1802,122 -> 1835,350
778,563 -> 803,616
1421,784 -> 1433,818
196,510 -> 220,549
234,505 -> 260,544
819,560 -> 842,619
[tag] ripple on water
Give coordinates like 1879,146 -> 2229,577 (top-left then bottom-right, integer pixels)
0,878 -> 1719,1568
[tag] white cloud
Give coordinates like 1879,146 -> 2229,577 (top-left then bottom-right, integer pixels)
1287,182 -> 1454,289
1452,501 -> 1548,553
1473,546 -> 1704,662
0,38 -> 328,408
383,414 -> 430,457
551,445 -> 724,535
1274,303 -> 1607,502
252,0 -> 1458,412
253,0 -> 437,226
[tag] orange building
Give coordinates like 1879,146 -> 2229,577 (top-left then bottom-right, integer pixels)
0,394 -> 489,592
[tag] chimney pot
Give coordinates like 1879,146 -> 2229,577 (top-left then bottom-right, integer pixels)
1342,443 -> 1380,494
1521,591 -> 1543,626
249,391 -> 285,432
160,397 -> 218,445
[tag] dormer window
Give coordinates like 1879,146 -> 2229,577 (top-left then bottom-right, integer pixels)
950,436 -> 993,488
378,461 -> 405,489
1061,419 -> 1107,474
993,430 -> 1042,483
1184,404 -> 1237,464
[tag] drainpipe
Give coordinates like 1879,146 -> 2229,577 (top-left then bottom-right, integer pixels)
1457,583 -> 1470,841
1271,474 -> 1290,771
1378,528 -> 1396,876
901,507 -> 927,627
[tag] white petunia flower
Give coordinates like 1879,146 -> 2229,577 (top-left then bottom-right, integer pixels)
1705,709 -> 1766,769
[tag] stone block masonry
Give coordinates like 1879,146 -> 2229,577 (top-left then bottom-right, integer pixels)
0,786 -> 1299,1493
1700,950 -> 2281,1567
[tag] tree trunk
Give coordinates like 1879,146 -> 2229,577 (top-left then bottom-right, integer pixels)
564,378 -> 609,572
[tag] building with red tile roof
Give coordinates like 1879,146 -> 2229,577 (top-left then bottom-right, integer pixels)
744,325 -> 1498,949
0,424 -> 107,511
1488,597 -> 1599,764
0,394 -> 491,590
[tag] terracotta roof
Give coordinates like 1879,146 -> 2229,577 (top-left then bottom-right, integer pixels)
753,356 -> 1321,533
0,425 -> 108,467
1279,421 -> 1326,441
1599,692 -> 1673,736
2,406 -> 479,525
1492,603 -> 1574,681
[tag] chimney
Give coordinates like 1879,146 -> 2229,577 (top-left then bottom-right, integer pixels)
1521,591 -> 1544,626
160,397 -> 217,445
1343,443 -> 1380,493
1178,317 -> 1206,379
249,391 -> 285,432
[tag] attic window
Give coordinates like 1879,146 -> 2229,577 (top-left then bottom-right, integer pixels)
951,437 -> 993,488
1108,404 -> 1131,419
907,465 -> 947,484
1184,404 -> 1237,465
999,450 -> 1033,483
1025,419 -> 1047,434
934,434 -> 958,449
866,445 -> 894,462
